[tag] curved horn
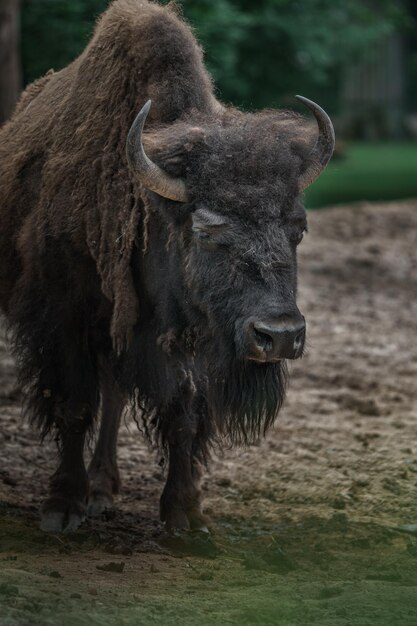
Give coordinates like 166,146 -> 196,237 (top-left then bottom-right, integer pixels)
295,95 -> 335,192
126,100 -> 189,203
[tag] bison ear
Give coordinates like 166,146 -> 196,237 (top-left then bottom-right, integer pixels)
143,126 -> 206,179
145,189 -> 195,226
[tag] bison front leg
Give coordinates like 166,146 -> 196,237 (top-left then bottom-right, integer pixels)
40,408 -> 91,533
159,405 -> 209,534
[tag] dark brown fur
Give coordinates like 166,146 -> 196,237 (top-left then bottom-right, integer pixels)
0,0 -> 218,347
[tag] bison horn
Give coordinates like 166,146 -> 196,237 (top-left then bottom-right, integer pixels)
295,95 -> 335,192
126,100 -> 189,203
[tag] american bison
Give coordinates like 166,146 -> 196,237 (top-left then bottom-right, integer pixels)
0,0 -> 334,533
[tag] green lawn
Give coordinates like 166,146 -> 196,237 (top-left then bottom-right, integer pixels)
305,142 -> 417,209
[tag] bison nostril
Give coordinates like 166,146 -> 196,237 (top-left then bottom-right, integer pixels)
295,330 -> 304,345
253,328 -> 273,353
293,329 -> 305,354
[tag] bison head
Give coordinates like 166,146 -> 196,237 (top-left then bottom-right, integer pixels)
126,99 -> 334,442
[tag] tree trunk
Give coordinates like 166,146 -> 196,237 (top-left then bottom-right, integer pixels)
0,0 -> 21,125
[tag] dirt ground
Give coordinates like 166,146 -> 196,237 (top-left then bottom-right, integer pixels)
1,200 -> 417,626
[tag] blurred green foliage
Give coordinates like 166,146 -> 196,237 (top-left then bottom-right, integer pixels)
21,0 -> 407,112
180,0 -> 406,110
305,142 -> 417,208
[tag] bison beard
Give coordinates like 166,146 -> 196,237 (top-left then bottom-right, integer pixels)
208,360 -> 288,447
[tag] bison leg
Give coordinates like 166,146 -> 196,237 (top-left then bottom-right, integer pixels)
88,364 -> 124,517
160,409 -> 209,534
40,410 -> 91,533
187,455 -> 209,532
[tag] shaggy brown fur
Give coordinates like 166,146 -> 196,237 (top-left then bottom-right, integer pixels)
0,0 -> 217,349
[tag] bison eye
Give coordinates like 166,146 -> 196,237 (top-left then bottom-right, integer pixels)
293,231 -> 305,245
193,229 -> 218,250
194,230 -> 210,241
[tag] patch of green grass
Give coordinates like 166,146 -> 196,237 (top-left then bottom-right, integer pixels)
305,142 -> 417,209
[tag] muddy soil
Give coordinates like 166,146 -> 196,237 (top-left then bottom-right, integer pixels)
1,200 -> 417,626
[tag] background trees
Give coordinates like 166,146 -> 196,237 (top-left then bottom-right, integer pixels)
181,0 -> 407,112
0,0 -> 21,124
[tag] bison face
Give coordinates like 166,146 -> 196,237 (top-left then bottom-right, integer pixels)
127,98 -> 334,442
126,98 -> 334,365
188,203 -> 306,364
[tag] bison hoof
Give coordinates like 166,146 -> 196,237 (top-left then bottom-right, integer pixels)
40,497 -> 86,533
164,508 -> 191,535
188,511 -> 210,534
163,507 -> 210,536
87,467 -> 119,518
87,490 -> 114,517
